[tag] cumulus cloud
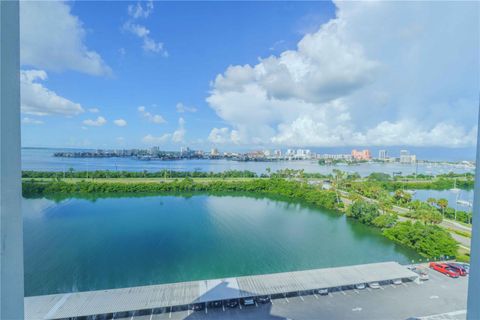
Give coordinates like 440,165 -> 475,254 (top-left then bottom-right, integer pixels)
21,70 -> 84,116
83,116 -> 107,127
20,1 -> 111,76
206,1 -> 479,147
113,119 -> 127,127
22,117 -> 44,125
176,102 -> 197,113
138,106 -> 166,124
128,0 -> 154,19
142,117 -> 187,145
172,117 -> 186,143
208,127 -> 240,144
123,1 -> 167,56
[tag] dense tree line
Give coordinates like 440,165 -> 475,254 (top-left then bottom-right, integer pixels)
22,169 -> 260,179
346,200 -> 398,228
383,221 -> 458,258
22,178 -> 340,211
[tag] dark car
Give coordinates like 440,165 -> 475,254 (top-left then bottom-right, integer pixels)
192,303 -> 205,311
256,295 -> 270,304
447,263 -> 468,276
208,300 -> 222,308
226,299 -> 238,308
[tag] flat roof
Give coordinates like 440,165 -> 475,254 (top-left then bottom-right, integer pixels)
25,261 -> 418,319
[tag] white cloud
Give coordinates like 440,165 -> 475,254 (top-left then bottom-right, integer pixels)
113,119 -> 127,127
88,108 -> 100,113
172,117 -> 186,143
142,133 -> 171,145
138,106 -> 166,124
176,102 -> 197,113
83,116 -> 107,127
128,1 -> 154,19
142,118 -> 187,145
21,70 -> 84,116
22,117 -> 44,125
208,127 -> 240,144
20,1 -> 111,76
123,1 -> 167,56
206,1 -> 479,147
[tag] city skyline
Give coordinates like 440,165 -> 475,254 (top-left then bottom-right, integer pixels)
20,1 -> 479,151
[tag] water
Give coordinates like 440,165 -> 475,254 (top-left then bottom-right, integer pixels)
23,194 -> 421,297
22,148 -> 474,177
412,189 -> 474,212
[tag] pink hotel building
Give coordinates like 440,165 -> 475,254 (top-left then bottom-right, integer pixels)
351,149 -> 372,161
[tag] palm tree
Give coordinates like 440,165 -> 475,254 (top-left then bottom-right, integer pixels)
427,197 -> 437,206
436,198 -> 448,217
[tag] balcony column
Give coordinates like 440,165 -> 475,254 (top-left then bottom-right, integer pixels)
0,0 -> 24,319
467,98 -> 480,320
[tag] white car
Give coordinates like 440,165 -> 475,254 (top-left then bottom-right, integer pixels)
355,283 -> 366,290
368,282 -> 381,289
242,298 -> 255,306
392,279 -> 402,285
314,288 -> 329,296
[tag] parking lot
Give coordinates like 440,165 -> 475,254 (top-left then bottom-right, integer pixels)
109,266 -> 468,320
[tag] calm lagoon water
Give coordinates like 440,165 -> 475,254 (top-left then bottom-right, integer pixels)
23,194 -> 421,297
412,189 -> 474,212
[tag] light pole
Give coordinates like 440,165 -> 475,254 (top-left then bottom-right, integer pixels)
0,0 -> 24,318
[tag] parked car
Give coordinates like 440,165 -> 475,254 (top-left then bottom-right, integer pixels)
460,263 -> 470,273
226,299 -> 238,308
368,282 -> 381,289
447,263 -> 468,276
412,266 -> 429,280
392,279 -> 402,285
355,283 -> 366,290
256,295 -> 270,304
208,300 -> 222,308
314,288 -> 329,296
429,262 -> 459,278
192,303 -> 205,311
241,298 -> 255,306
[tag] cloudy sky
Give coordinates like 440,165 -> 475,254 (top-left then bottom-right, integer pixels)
20,1 -> 479,151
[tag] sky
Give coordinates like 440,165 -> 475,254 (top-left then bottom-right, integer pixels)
20,1 -> 479,153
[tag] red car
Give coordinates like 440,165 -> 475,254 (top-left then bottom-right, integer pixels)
429,262 -> 459,278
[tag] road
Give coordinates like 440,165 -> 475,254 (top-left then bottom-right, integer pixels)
338,190 -> 471,249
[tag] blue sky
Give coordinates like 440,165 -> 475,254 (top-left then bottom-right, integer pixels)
20,1 -> 479,151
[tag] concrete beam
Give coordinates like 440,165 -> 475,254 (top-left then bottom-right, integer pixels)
0,1 -> 24,319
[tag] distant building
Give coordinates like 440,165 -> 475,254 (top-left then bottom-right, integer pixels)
273,149 -> 282,157
321,154 -> 353,161
351,149 -> 371,161
400,149 -> 417,164
378,149 -> 388,160
211,148 -> 219,156
150,146 -> 160,155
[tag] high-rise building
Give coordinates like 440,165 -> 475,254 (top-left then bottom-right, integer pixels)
351,149 -> 371,161
210,148 -> 219,156
379,149 -> 387,160
400,150 -> 417,164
